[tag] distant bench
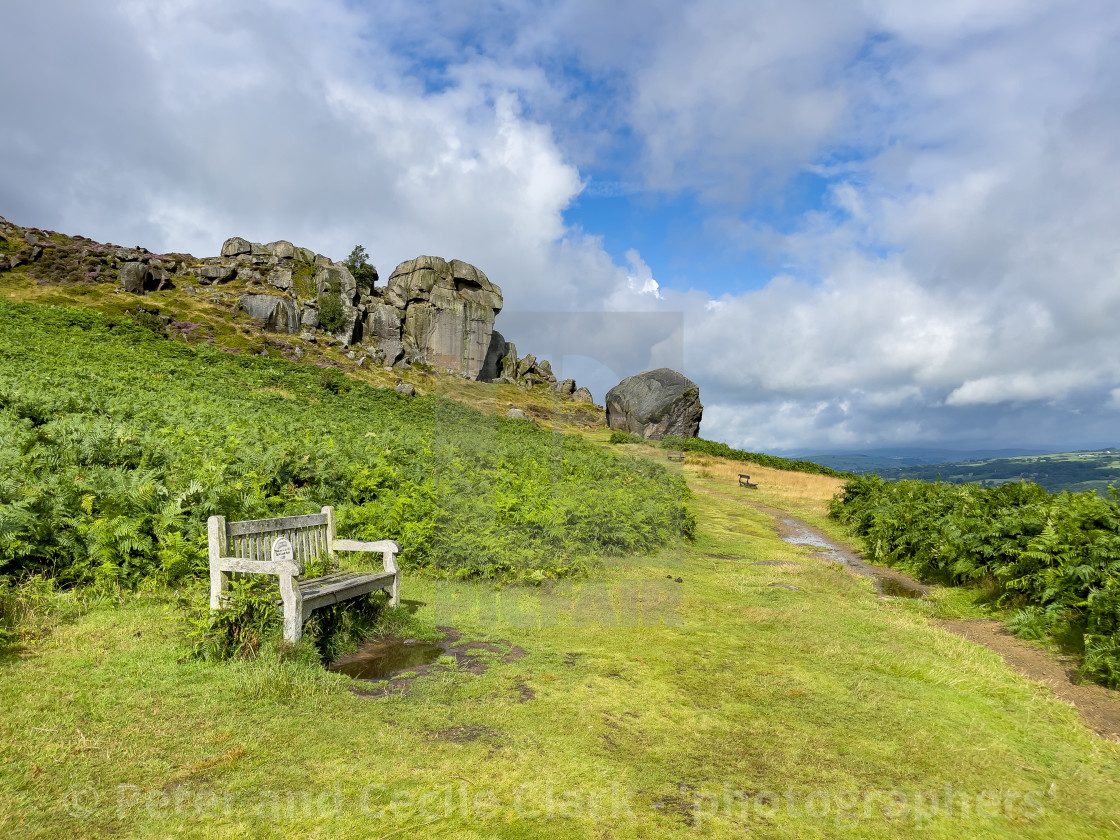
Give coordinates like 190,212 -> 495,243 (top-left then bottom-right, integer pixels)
208,506 -> 400,643
666,452 -> 685,462
738,474 -> 758,488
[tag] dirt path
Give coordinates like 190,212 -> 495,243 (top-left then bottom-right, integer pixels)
694,482 -> 1120,741
693,486 -> 930,596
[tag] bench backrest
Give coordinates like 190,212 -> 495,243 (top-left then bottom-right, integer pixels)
209,507 -> 337,568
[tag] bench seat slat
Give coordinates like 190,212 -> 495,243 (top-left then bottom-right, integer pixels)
298,571 -> 355,590
229,514 -> 329,536
299,571 -> 395,612
298,570 -> 391,594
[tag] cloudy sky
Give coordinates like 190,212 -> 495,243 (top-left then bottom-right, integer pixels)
4,0 -> 1120,453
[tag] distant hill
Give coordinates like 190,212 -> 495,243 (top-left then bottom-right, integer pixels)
797,448 -> 1053,474
868,449 -> 1120,495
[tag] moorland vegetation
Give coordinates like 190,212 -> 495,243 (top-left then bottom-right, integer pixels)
0,299 -> 692,648
830,474 -> 1120,687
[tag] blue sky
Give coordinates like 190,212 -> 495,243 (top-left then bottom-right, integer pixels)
3,0 -> 1120,452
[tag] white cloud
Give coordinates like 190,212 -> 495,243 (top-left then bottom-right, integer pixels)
623,249 -> 661,299
5,0 -> 1120,451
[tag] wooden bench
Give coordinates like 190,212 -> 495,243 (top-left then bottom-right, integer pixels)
207,506 -> 400,643
666,452 -> 685,462
738,474 -> 758,488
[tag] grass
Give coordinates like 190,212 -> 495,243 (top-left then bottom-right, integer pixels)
2,457 -> 1119,838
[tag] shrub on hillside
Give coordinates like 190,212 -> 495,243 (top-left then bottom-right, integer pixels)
0,300 -> 692,588
659,435 -> 849,477
317,278 -> 345,334
344,245 -> 378,287
609,431 -> 645,445
830,473 -> 1120,688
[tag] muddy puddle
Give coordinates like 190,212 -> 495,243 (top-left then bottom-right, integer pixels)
773,516 -> 928,599
329,627 -> 528,697
330,638 -> 446,680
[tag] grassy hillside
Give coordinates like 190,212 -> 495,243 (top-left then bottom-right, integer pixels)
0,300 -> 691,588
3,447 -> 1119,838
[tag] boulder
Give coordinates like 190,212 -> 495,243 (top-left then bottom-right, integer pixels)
395,383 -> 416,397
239,294 -> 301,335
266,240 -> 298,260
221,237 -> 251,257
572,386 -> 594,404
516,353 -> 537,379
267,267 -> 293,291
365,303 -> 404,365
384,255 -> 504,379
605,368 -> 702,440
314,264 -> 357,304
119,262 -> 149,294
499,341 -> 518,380
119,261 -> 170,294
191,264 -> 236,284
506,408 -> 528,420
536,358 -> 555,381
553,378 -> 576,396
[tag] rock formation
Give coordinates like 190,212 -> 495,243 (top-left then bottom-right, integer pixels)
0,216 -> 599,400
238,294 -> 300,335
119,261 -> 172,294
383,256 -> 503,379
605,368 -> 702,440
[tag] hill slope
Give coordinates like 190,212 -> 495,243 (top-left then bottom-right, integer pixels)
0,300 -> 692,585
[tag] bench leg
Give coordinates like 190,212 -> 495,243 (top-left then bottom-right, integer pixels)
209,568 -> 230,610
279,573 -> 304,643
382,550 -> 401,608
283,607 -> 304,643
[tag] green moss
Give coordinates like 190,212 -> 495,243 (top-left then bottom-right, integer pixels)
291,260 -> 317,300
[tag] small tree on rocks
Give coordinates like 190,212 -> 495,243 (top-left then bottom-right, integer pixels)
344,245 -> 378,287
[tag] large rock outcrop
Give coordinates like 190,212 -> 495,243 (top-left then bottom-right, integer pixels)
384,256 -> 503,379
0,214 -> 599,398
239,294 -> 300,334
605,368 -> 703,440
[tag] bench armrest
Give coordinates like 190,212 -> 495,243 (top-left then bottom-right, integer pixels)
332,539 -> 400,577
332,539 -> 400,554
214,556 -> 303,577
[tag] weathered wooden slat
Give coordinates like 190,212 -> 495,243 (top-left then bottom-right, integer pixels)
229,514 -> 329,536
299,572 -> 388,596
333,539 -> 401,554
301,573 -> 395,612
217,556 -> 300,575
297,571 -> 355,591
